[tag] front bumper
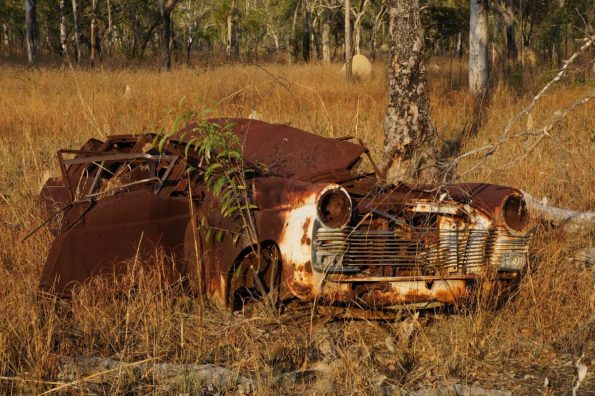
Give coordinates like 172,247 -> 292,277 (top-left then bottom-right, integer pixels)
316,272 -> 521,307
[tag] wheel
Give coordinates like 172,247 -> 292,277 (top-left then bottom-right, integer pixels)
229,243 -> 281,312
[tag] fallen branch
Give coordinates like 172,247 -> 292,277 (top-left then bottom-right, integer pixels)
56,356 -> 253,394
443,35 -> 595,181
522,191 -> 595,233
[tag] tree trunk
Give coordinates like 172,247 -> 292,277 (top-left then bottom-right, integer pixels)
71,0 -> 81,63
3,19 -> 10,57
106,0 -> 113,57
383,0 -> 437,183
24,0 -> 37,65
353,0 -> 370,56
469,0 -> 489,98
287,1 -> 300,64
321,9 -> 331,63
354,22 -> 361,54
227,0 -> 240,60
302,0 -> 310,62
371,5 -> 386,61
186,23 -> 193,63
58,0 -> 67,56
456,31 -> 463,58
159,0 -> 178,70
90,0 -> 97,67
504,0 -> 517,62
309,8 -> 321,60
344,0 -> 352,80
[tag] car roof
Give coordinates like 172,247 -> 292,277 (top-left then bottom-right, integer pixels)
177,118 -> 367,179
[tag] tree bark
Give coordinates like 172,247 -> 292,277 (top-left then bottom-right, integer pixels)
469,0 -> 489,98
90,0 -> 97,66
371,5 -> 387,61
456,31 -> 463,58
309,7 -> 321,60
302,0 -> 310,61
382,0 -> 437,183
24,0 -> 37,65
71,0 -> 81,63
2,20 -> 8,57
58,0 -> 67,56
504,0 -> 517,61
321,9 -> 331,63
352,0 -> 370,55
227,0 -> 240,60
159,0 -> 179,70
344,0 -> 352,80
522,191 -> 595,234
106,0 -> 112,57
287,1 -> 300,64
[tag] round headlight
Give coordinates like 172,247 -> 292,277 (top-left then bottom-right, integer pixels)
317,186 -> 352,230
502,194 -> 529,232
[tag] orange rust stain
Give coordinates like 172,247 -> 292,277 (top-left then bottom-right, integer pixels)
301,218 -> 312,245
304,261 -> 312,272
434,290 -> 456,303
288,278 -> 313,298
404,290 -> 431,303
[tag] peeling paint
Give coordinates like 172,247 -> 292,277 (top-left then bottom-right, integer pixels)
38,118 -> 533,311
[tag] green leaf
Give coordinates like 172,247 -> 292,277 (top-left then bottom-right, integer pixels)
213,177 -> 226,195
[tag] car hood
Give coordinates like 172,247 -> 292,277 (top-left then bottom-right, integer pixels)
176,118 -> 367,180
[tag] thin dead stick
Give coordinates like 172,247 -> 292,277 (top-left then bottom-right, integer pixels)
40,356 -> 159,395
502,35 -> 594,138
0,376 -> 65,386
463,91 -> 595,176
445,35 -> 595,181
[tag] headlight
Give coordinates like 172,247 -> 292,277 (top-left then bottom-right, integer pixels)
499,252 -> 528,271
502,194 -> 529,232
316,186 -> 352,230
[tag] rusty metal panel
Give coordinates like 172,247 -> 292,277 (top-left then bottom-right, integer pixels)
37,118 -> 533,312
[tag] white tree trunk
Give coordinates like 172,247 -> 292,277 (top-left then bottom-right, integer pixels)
469,0 -> 489,98
71,0 -> 81,63
106,0 -> 112,57
321,9 -> 331,63
522,191 -> 595,233
59,0 -> 67,56
2,20 -> 9,56
24,0 -> 37,65
90,0 -> 96,66
354,23 -> 361,54
226,0 -> 240,60
344,0 -> 352,79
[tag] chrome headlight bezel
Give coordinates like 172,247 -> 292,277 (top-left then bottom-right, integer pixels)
316,185 -> 352,230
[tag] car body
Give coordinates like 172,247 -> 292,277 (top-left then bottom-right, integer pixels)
39,118 -> 532,310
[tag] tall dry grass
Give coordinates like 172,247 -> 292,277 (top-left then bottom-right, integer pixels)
0,60 -> 593,394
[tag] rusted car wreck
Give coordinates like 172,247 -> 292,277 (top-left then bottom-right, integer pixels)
39,118 -> 532,310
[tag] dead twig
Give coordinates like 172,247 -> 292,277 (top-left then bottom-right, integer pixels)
444,35 -> 595,181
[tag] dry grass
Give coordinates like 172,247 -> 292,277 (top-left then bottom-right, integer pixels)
0,59 -> 593,394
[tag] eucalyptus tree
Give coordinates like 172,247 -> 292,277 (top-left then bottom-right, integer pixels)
344,0 -> 352,79
158,0 -> 179,70
24,0 -> 37,64
227,0 -> 240,59
71,0 -> 81,62
383,0 -> 437,183
469,0 -> 488,98
351,0 -> 369,55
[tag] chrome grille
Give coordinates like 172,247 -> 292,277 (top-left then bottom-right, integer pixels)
313,225 -> 530,274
